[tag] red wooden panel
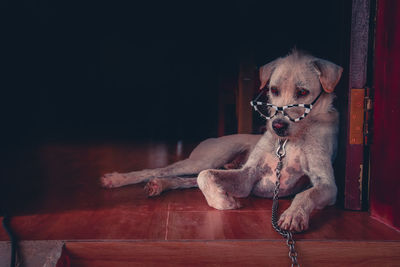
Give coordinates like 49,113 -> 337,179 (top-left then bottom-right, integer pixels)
370,0 -> 400,231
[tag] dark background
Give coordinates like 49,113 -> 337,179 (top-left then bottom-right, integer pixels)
1,0 -> 352,214
2,0 -> 351,144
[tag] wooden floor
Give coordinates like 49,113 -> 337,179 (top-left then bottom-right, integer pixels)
1,140 -> 400,266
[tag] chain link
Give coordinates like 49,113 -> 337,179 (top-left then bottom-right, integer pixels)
271,139 -> 300,267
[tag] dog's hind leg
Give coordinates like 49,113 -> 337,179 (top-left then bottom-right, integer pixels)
144,177 -> 198,197
100,134 -> 260,189
142,149 -> 250,196
101,157 -> 221,189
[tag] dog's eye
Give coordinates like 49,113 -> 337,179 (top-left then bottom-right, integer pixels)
270,87 -> 279,96
296,88 -> 309,97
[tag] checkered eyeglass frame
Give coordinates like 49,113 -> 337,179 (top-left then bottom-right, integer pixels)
250,89 -> 323,122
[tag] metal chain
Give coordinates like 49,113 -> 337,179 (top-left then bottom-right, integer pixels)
271,139 -> 300,267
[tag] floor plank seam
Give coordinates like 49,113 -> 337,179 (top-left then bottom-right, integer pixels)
165,203 -> 170,240
169,210 -> 272,213
60,239 -> 400,243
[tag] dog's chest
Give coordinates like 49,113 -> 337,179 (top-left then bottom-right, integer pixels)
257,146 -> 309,196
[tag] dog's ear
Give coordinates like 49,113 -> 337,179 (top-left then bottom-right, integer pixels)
312,59 -> 343,93
259,60 -> 278,89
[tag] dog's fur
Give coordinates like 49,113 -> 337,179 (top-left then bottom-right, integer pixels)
101,50 -> 343,232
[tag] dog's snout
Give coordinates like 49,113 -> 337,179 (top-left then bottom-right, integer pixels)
272,119 -> 289,136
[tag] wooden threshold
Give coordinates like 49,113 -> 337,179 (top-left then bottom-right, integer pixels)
63,240 -> 400,267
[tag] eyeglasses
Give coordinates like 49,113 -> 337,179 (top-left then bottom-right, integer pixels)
250,89 -> 323,122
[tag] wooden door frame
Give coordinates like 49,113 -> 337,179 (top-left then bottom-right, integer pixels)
344,0 -> 374,210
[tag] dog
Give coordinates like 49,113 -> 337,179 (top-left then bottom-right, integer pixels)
100,50 -> 343,232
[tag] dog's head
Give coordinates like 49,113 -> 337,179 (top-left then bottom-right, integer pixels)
258,50 -> 343,139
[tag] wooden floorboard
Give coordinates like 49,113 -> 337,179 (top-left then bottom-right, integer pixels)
2,186 -> 400,241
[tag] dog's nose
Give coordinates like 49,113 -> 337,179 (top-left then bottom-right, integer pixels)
272,119 -> 289,136
272,120 -> 288,130
272,122 -> 286,129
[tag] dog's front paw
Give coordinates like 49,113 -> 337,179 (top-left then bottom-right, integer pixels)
278,207 -> 309,232
144,178 -> 163,197
100,172 -> 127,188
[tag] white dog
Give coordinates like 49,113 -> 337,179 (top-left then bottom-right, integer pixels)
101,50 -> 343,232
